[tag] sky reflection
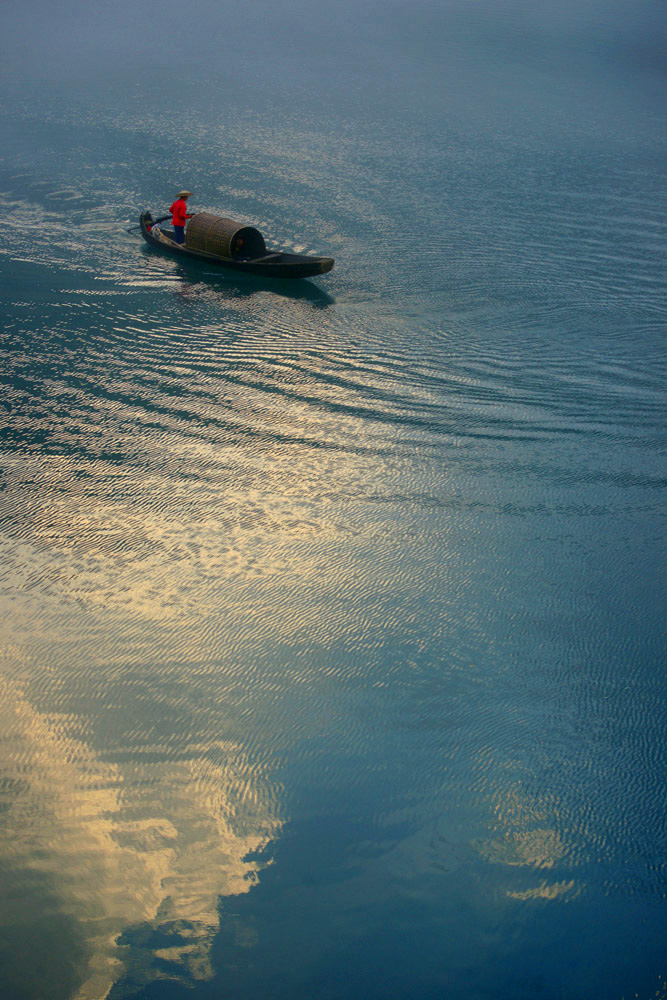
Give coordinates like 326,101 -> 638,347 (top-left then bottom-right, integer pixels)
0,672 -> 281,999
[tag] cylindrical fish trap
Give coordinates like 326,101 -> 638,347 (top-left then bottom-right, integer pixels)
185,213 -> 266,259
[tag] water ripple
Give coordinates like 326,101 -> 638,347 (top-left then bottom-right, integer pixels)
1,87 -> 666,999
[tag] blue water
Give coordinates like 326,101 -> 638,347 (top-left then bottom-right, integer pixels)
1,2 -> 666,998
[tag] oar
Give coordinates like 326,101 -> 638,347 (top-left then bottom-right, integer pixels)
126,214 -> 171,233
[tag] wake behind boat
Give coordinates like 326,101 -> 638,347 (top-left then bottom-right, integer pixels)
139,211 -> 335,280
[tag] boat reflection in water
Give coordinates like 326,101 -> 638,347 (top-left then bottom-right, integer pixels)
0,674 -> 282,1000
137,247 -> 336,309
173,262 -> 336,309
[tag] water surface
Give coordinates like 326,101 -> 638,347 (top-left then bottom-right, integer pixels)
1,2 -> 666,998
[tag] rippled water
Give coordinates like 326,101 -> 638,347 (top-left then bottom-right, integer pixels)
1,3 -> 666,998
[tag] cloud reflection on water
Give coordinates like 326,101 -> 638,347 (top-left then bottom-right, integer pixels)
0,672 -> 281,999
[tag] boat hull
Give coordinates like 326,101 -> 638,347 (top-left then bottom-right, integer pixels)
139,213 -> 334,280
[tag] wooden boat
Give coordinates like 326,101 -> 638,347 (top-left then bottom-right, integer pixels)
139,211 -> 334,280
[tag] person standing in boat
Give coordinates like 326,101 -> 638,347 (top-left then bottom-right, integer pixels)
169,190 -> 193,244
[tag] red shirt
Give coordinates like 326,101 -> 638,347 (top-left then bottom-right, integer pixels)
170,198 -> 188,227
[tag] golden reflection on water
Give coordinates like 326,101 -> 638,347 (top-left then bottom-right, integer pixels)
473,783 -> 580,903
0,401 -> 387,998
475,828 -> 565,869
0,371 -> 388,997
507,880 -> 576,901
0,341 -> 399,995
0,671 -> 281,999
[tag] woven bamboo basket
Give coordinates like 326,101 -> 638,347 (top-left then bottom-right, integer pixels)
185,213 -> 266,259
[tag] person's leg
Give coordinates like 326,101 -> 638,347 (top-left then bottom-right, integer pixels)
173,225 -> 184,244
